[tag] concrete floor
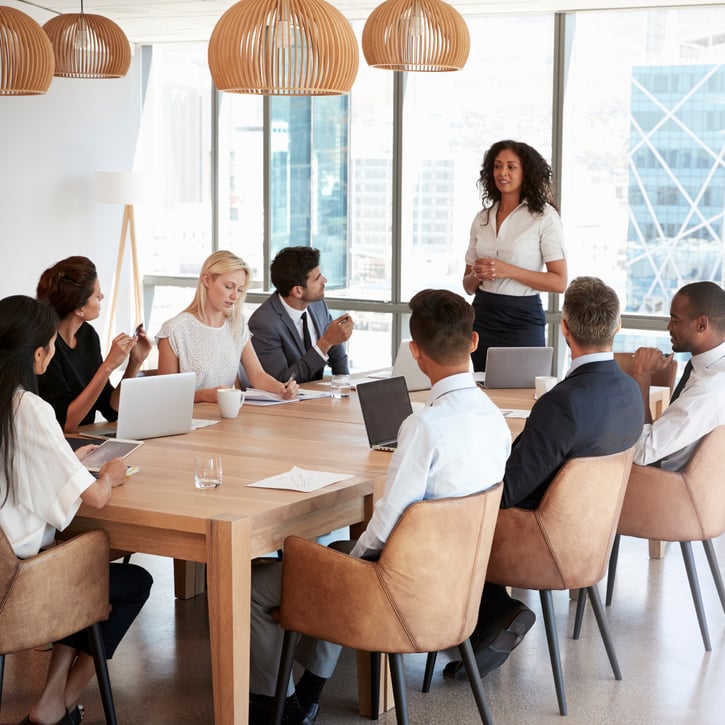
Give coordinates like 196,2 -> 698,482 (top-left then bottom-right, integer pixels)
3,533 -> 725,724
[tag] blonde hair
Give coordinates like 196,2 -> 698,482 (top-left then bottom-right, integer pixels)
184,250 -> 251,331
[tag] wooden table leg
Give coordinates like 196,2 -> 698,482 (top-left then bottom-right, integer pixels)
173,559 -> 207,599
649,540 -> 667,558
207,514 -> 251,724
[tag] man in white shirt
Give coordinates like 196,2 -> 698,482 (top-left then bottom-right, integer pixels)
248,289 -> 511,725
249,246 -> 353,383
632,281 -> 725,470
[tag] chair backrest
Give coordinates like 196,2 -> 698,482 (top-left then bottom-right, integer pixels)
614,352 -> 677,393
373,483 -> 503,651
279,483 -> 503,654
487,448 -> 634,591
619,425 -> 725,541
0,528 -> 110,654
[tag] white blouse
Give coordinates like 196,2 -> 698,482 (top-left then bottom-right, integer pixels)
0,391 -> 94,558
156,312 -> 250,390
465,202 -> 565,297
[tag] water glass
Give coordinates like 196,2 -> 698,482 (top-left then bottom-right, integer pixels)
194,455 -> 223,489
330,374 -> 351,399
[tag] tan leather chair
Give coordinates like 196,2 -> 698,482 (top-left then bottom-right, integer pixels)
272,485 -> 503,725
0,529 -> 119,725
603,426 -> 725,651
483,449 -> 634,716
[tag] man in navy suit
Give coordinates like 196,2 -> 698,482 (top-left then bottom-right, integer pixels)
445,276 -> 644,679
249,247 -> 353,383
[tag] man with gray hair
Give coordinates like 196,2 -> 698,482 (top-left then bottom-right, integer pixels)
446,276 -> 644,679
632,280 -> 725,470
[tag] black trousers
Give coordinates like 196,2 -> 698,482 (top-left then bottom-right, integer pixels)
58,562 -> 153,659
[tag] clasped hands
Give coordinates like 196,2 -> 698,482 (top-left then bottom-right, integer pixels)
471,257 -> 505,282
632,347 -> 675,380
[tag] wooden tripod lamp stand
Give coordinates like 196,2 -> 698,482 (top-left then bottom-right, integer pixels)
96,171 -> 144,351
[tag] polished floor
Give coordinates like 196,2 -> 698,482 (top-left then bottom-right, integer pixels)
3,533 -> 725,724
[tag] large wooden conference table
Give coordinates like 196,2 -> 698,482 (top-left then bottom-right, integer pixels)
65,383 -> 663,724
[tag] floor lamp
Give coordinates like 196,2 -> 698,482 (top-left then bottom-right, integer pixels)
96,171 -> 144,351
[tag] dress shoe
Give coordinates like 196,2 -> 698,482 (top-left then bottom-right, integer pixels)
303,701 -> 319,721
444,602 -> 536,679
249,693 -> 314,725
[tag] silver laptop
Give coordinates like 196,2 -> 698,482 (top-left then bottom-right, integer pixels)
357,376 -> 413,451
483,347 -> 553,389
113,372 -> 196,440
391,339 -> 431,392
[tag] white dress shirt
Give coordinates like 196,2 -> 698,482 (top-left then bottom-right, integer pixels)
351,373 -> 511,558
278,294 -> 328,362
465,202 -> 565,297
634,340 -> 725,470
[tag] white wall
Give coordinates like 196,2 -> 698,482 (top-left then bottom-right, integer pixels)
0,51 -> 144,342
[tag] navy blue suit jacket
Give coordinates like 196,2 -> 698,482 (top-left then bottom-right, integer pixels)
248,294 -> 349,383
502,359 -> 644,509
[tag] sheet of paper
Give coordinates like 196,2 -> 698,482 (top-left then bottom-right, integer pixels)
247,465 -> 353,492
192,418 -> 220,429
499,409 -> 530,419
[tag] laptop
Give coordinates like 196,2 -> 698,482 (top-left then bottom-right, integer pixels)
483,347 -> 554,389
357,376 -> 413,451
100,372 -> 197,440
391,339 -> 431,391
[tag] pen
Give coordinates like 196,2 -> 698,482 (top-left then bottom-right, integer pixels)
338,315 -> 350,325
285,372 -> 296,387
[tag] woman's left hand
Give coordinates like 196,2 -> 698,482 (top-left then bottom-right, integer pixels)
130,325 -> 152,364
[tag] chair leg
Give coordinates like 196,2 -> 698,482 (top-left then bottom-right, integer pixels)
572,588 -> 587,639
88,623 -> 117,725
370,652 -> 381,720
272,630 -> 300,725
702,539 -> 725,613
458,639 -> 493,725
539,590 -> 567,716
0,653 -> 4,710
388,653 -> 409,725
421,651 -> 437,693
680,541 -> 712,651
586,584 -> 622,680
606,534 -> 621,607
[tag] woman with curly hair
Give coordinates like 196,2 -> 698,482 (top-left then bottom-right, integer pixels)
463,140 -> 567,371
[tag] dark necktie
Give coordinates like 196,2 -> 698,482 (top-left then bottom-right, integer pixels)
670,359 -> 693,403
301,311 -> 312,351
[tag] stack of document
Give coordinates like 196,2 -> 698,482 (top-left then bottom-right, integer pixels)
244,388 -> 330,406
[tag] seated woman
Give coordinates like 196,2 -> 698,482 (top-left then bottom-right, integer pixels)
0,295 -> 152,725
36,256 -> 151,432
156,250 -> 298,402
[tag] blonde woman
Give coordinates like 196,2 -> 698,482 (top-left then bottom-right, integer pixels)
156,251 -> 298,402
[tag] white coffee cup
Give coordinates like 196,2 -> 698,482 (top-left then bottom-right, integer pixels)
534,375 -> 558,399
217,387 -> 245,418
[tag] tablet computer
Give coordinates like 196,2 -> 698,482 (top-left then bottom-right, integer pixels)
81,438 -> 144,472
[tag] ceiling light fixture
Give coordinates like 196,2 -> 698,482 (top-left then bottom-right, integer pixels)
208,0 -> 359,96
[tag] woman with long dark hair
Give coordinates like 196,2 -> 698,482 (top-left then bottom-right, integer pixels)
36,256 -> 151,432
0,296 -> 152,725
463,140 -> 568,371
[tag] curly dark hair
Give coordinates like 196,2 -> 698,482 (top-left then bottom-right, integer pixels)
477,140 -> 557,214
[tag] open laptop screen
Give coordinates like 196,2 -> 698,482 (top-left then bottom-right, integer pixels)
484,347 -> 553,389
357,376 -> 413,449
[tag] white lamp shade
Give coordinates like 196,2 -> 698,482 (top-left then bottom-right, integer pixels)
95,171 -> 145,204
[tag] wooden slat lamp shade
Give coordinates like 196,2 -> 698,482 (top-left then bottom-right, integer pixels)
43,13 -> 131,79
362,0 -> 470,72
0,6 -> 54,95
208,0 -> 359,96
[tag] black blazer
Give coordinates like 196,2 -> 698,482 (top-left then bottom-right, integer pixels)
248,294 -> 349,383
502,359 -> 644,509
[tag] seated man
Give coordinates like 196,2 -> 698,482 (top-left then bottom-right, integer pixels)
631,281 -> 725,471
446,276 -> 645,679
249,289 -> 512,724
248,246 -> 352,383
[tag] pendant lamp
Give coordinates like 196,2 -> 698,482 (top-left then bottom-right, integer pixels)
0,6 -> 54,95
362,0 -> 470,72
208,0 -> 359,96
42,0 -> 131,79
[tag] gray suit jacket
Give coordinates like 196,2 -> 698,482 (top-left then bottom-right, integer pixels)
248,294 -> 349,383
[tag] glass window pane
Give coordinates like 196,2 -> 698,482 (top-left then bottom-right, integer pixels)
400,14 -> 555,301
561,7 -> 725,317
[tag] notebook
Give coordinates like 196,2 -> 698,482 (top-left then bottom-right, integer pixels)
391,339 -> 431,391
98,372 -> 197,440
356,376 -> 413,451
483,347 -> 554,389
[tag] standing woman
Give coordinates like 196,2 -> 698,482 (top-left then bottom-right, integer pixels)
0,296 -> 152,725
36,256 -> 152,432
463,140 -> 567,371
156,250 -> 298,402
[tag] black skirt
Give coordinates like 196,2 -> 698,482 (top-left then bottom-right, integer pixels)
471,289 -> 546,372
